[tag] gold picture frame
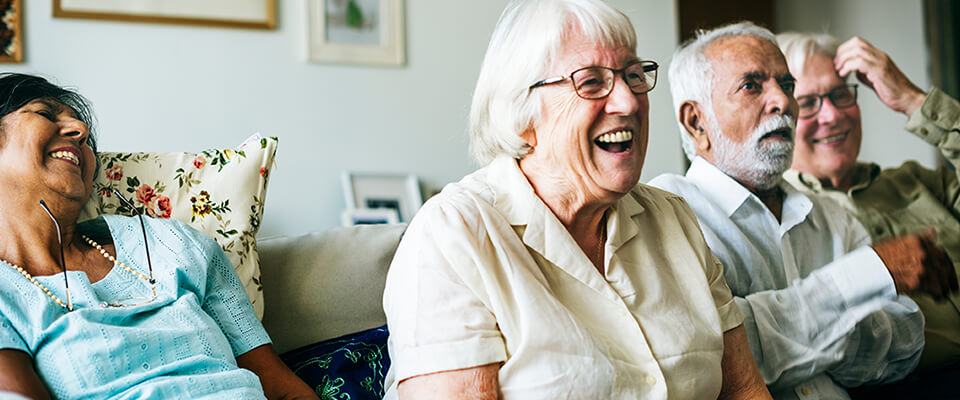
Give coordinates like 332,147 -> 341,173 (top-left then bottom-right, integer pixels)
307,0 -> 405,66
53,0 -> 277,30
0,0 -> 23,63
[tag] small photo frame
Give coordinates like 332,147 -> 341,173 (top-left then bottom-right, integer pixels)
342,171 -> 422,223
53,0 -> 277,30
306,0 -> 405,66
0,0 -> 23,63
341,208 -> 399,227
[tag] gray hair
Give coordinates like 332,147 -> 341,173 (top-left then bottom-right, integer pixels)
668,22 -> 778,160
468,0 -> 637,165
776,32 -> 840,77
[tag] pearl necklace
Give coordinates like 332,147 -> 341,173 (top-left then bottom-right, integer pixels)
1,236 -> 154,311
81,235 -> 155,285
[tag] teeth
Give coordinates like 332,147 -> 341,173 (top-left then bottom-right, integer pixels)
50,150 -> 79,166
812,132 -> 848,144
596,130 -> 633,143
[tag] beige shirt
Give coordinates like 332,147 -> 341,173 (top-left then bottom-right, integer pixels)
783,87 -> 960,374
382,156 -> 744,400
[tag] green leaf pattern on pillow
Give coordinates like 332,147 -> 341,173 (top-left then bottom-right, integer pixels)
79,136 -> 278,319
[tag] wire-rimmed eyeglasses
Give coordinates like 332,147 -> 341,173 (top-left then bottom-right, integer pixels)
529,60 -> 659,100
39,189 -> 156,311
797,83 -> 859,119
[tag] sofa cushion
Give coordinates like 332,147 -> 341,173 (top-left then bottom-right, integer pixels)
259,223 -> 405,353
280,324 -> 390,400
79,136 -> 277,319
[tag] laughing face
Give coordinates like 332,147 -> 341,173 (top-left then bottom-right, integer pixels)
791,52 -> 862,183
702,35 -> 799,190
520,30 -> 649,204
0,99 -> 95,202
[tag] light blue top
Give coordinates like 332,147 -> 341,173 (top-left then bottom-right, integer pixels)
0,214 -> 271,399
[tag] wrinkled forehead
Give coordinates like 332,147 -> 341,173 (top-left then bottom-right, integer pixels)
706,35 -> 790,82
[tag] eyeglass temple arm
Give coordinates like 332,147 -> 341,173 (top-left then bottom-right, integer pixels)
112,189 -> 155,284
38,200 -> 73,311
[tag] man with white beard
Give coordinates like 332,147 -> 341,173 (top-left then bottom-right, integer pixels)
649,22 -> 956,399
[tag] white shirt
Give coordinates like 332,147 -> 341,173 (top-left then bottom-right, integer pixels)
382,156 -> 744,400
649,157 -> 924,400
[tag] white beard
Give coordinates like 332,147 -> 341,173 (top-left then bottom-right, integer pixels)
708,113 -> 796,190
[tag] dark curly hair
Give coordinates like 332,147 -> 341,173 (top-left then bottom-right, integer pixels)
0,73 -> 99,172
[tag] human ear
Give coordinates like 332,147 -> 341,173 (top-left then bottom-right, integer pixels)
519,125 -> 537,148
679,101 -> 711,155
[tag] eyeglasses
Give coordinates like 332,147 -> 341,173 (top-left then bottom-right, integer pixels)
39,189 -> 156,311
796,84 -> 858,119
529,60 -> 659,100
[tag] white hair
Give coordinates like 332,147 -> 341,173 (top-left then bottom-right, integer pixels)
668,21 -> 779,161
776,32 -> 841,77
468,0 -> 637,165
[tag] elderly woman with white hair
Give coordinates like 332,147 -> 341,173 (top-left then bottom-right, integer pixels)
380,0 -> 770,399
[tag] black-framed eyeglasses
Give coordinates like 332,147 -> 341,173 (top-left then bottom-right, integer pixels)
796,83 -> 858,119
39,189 -> 156,311
529,60 -> 659,100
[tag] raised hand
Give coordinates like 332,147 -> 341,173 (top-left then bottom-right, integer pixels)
834,36 -> 926,117
872,232 -> 958,300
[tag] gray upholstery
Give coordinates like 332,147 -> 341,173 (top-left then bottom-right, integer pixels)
258,223 -> 405,354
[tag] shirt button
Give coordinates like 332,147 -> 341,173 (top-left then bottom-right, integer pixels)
874,226 -> 884,235
919,128 -> 928,136
800,386 -> 811,396
141,362 -> 150,370
140,343 -> 148,350
930,111 -> 939,120
645,375 -> 656,386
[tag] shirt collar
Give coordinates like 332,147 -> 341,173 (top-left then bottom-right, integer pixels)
685,157 -> 753,217
785,162 -> 879,194
687,157 -> 817,230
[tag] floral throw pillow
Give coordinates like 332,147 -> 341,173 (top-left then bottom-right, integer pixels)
78,135 -> 278,319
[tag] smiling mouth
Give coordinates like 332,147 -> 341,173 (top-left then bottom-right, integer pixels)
811,131 -> 848,144
49,150 -> 80,166
595,129 -> 633,153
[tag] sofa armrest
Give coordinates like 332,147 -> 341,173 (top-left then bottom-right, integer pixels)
258,223 -> 405,354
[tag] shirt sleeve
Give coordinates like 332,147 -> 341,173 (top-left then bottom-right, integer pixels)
906,87 -> 960,169
736,219 -> 923,390
383,197 -> 508,383
0,311 -> 27,354
177,221 -> 271,357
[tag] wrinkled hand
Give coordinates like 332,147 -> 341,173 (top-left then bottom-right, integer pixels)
835,36 -> 926,116
872,233 -> 958,300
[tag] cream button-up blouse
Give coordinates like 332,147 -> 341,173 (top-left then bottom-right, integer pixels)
382,156 -> 744,399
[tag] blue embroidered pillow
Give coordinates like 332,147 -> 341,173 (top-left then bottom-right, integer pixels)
280,325 -> 390,400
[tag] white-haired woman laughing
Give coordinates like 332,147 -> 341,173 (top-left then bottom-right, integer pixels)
381,0 -> 771,398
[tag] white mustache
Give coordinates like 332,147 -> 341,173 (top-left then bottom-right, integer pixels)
751,114 -> 796,143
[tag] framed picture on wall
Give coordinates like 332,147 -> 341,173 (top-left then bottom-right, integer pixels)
0,0 -> 23,63
341,172 -> 422,223
52,0 -> 277,30
306,0 -> 405,66
341,208 -> 400,227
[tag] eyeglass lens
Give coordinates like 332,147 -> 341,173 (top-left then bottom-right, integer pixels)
798,85 -> 857,118
572,62 -> 657,99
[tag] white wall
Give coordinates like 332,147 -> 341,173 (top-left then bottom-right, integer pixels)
9,0 -> 681,237
775,0 -> 935,169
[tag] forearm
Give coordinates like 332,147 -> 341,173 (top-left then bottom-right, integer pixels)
735,247 -> 900,388
718,325 -> 771,400
236,344 -> 318,400
398,363 -> 500,400
0,349 -> 51,400
826,296 -> 924,386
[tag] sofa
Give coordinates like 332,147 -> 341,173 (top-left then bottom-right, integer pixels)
258,223 -> 406,354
